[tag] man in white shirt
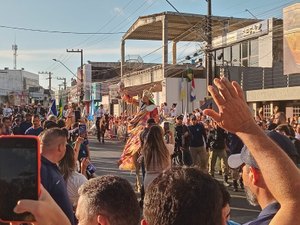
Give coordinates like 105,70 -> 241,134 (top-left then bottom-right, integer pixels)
160,102 -> 169,117
169,103 -> 177,118
3,104 -> 13,117
94,104 -> 106,118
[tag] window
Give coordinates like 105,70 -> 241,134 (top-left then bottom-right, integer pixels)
241,41 -> 249,67
215,49 -> 223,66
293,106 -> 300,117
232,44 -> 240,66
263,104 -> 271,119
241,42 -> 248,58
223,47 -> 232,65
249,39 -> 259,67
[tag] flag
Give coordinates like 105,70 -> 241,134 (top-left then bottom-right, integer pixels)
57,98 -> 63,118
47,99 -> 57,117
190,75 -> 196,102
88,93 -> 95,121
186,68 -> 193,82
180,76 -> 186,100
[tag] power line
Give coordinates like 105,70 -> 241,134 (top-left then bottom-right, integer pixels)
48,22 -> 283,89
73,0 -> 136,48
40,1 -> 292,90
0,24 -> 126,35
46,0 -> 155,76
164,0 -> 181,14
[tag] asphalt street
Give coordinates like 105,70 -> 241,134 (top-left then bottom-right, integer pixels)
89,136 -> 260,224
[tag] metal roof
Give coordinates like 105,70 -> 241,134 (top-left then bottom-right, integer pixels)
122,11 -> 260,42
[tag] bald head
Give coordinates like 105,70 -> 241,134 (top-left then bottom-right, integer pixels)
39,128 -> 68,162
274,112 -> 286,125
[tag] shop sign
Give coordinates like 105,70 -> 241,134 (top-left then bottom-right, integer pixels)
237,20 -> 269,40
212,19 -> 269,49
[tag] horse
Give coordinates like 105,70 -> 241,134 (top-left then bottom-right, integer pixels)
98,114 -> 109,143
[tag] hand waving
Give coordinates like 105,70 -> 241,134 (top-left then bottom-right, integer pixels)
203,77 -> 256,134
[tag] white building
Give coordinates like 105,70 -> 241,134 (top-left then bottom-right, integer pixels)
0,68 -> 40,105
210,3 -> 300,119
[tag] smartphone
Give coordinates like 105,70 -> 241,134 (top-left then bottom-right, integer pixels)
0,135 -> 40,223
86,163 -> 96,176
78,123 -> 87,137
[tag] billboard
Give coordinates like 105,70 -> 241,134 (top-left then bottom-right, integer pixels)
284,3 -> 300,75
212,20 -> 269,49
92,82 -> 102,101
83,64 -> 92,101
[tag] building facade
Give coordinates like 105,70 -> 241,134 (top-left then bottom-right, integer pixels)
0,68 -> 42,105
211,3 -> 300,120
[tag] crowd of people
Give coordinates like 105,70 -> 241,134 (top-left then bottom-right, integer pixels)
1,77 -> 300,225
0,102 -> 95,225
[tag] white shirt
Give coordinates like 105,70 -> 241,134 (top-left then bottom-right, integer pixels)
161,106 -> 169,116
66,171 -> 87,206
62,109 -> 68,118
3,107 -> 13,117
170,107 -> 177,117
95,108 -> 106,118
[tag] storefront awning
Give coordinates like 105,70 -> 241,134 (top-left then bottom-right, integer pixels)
123,11 -> 260,42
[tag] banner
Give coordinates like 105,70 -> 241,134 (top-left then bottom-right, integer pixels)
283,3 -> 300,75
179,76 -> 186,100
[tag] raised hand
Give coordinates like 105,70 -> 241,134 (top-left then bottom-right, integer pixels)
203,77 -> 256,134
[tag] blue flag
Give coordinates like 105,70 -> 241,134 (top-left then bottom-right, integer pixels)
47,99 -> 58,117
88,94 -> 95,121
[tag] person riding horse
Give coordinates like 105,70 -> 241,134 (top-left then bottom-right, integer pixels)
95,104 -> 106,142
98,114 -> 109,144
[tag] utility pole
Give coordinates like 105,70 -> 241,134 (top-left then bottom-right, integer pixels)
66,49 -> 84,102
56,77 -> 67,90
206,0 -> 213,92
39,71 -> 52,91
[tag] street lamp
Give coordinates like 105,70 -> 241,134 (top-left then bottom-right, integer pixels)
52,59 -> 79,80
66,49 -> 84,103
52,58 -> 82,104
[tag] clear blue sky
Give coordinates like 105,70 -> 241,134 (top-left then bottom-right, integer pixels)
0,0 -> 297,90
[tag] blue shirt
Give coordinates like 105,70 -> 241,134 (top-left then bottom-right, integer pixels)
20,121 -> 32,134
189,123 -> 206,147
41,156 -> 75,225
243,202 -> 280,225
25,126 -> 43,136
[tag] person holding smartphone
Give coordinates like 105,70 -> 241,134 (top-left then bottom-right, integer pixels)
39,128 -> 75,225
77,124 -> 91,174
59,144 -> 88,208
13,186 -> 71,225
